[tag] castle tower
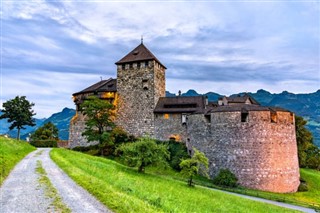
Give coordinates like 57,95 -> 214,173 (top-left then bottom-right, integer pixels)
115,42 -> 166,137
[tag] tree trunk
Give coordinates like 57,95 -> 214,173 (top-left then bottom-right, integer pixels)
188,176 -> 193,186
17,128 -> 21,140
138,162 -> 145,173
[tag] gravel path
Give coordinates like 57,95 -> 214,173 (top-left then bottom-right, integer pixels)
0,148 -> 111,213
205,187 -> 317,213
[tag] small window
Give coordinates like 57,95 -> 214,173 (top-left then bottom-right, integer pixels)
164,114 -> 169,119
241,112 -> 249,122
205,114 -> 211,123
122,64 -> 125,70
169,137 -> 176,142
129,63 -> 133,69
142,79 -> 148,90
271,111 -> 277,123
137,62 -> 141,69
182,114 -> 187,124
145,61 -> 149,67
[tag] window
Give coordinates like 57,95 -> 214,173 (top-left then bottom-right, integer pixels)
122,64 -> 125,70
145,61 -> 149,67
241,112 -> 249,122
205,114 -> 211,123
271,111 -> 277,123
129,63 -> 133,69
182,114 -> 187,124
164,114 -> 169,119
142,79 -> 148,90
137,62 -> 141,69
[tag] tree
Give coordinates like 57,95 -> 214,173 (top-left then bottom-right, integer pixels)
295,115 -> 320,170
179,148 -> 209,186
0,96 -> 36,140
30,122 -> 59,141
80,96 -> 115,155
117,137 -> 170,172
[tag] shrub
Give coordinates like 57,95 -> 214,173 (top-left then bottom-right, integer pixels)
155,140 -> 190,171
30,140 -> 58,147
213,169 -> 238,188
117,137 -> 170,172
298,178 -> 309,192
180,148 -> 209,186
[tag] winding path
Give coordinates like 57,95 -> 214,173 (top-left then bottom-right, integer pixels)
0,148 -> 111,213
1,148 -> 318,213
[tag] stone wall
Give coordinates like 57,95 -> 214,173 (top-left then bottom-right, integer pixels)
68,112 -> 98,148
116,60 -> 165,137
187,110 -> 300,193
154,113 -> 188,142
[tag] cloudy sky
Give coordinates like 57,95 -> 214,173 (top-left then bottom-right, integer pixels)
1,1 -> 319,118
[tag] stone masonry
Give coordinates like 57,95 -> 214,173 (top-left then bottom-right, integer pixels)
69,42 -> 300,193
186,110 -> 300,193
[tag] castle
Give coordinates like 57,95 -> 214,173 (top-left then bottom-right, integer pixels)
69,42 -> 300,193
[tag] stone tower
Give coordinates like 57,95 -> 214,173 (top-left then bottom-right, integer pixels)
115,42 -> 166,137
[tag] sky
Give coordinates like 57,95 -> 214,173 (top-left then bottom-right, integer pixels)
1,1 -> 319,118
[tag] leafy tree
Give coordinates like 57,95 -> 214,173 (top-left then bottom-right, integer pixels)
212,169 -> 238,188
30,122 -> 59,141
80,96 -> 115,156
117,137 -> 170,172
295,115 -> 320,170
0,96 -> 36,140
179,148 -> 209,186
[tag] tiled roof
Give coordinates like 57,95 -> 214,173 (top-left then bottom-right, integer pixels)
115,43 -> 166,68
221,94 -> 260,105
73,78 -> 117,96
154,96 -> 206,113
206,105 -> 290,114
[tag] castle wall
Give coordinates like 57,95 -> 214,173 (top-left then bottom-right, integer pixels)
154,113 -> 188,142
187,111 -> 300,193
68,113 -> 98,148
116,61 -> 165,137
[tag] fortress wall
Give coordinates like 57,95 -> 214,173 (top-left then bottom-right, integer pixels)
187,111 -> 300,193
154,113 -> 188,142
68,113 -> 98,148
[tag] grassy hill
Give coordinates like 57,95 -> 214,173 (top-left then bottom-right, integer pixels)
0,137 -> 36,185
51,149 -> 300,213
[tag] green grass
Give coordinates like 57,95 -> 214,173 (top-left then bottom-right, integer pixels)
238,169 -> 320,208
0,137 -> 36,185
51,148 -> 298,213
36,160 -> 71,213
148,162 -> 320,210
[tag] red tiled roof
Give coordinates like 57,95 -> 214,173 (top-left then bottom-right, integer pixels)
115,43 -> 166,68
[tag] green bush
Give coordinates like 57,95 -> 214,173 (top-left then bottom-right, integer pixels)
30,140 -> 57,147
212,169 -> 238,188
298,178 -> 309,192
155,140 -> 190,171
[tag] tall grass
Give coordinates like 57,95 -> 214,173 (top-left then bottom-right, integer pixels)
51,148 -> 298,213
0,137 -> 36,185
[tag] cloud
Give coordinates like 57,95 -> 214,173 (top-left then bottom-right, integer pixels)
1,1 -> 319,118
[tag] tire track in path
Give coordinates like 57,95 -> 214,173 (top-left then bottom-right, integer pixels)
0,148 -> 111,213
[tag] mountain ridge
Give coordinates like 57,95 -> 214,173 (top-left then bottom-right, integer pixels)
1,89 -> 319,146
